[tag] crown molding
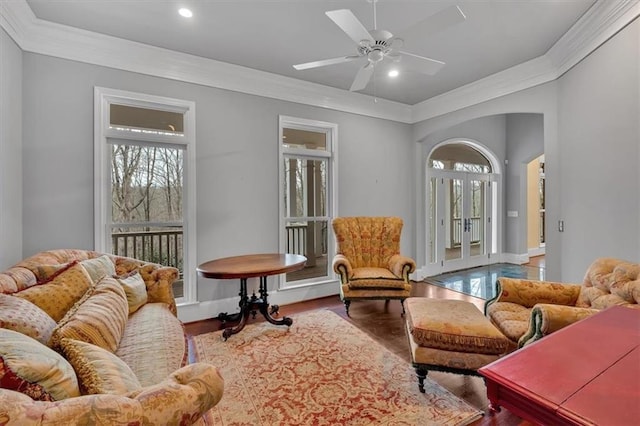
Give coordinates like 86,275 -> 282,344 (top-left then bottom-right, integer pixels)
0,0 -> 412,123
411,0 -> 640,123
411,55 -> 557,123
1,0 -> 637,125
547,0 -> 640,76
0,0 -> 35,43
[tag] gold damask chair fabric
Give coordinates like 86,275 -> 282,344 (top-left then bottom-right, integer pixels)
332,216 -> 416,316
485,257 -> 640,348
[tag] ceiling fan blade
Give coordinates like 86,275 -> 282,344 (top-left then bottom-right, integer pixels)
350,63 -> 374,92
326,9 -> 374,45
401,5 -> 466,42
398,51 -> 445,76
293,55 -> 361,71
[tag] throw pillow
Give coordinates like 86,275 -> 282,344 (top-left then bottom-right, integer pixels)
0,328 -> 80,401
31,261 -> 74,282
59,338 -> 142,395
0,294 -> 56,346
80,255 -> 116,284
14,262 -> 93,322
115,272 -> 148,314
50,276 -> 128,353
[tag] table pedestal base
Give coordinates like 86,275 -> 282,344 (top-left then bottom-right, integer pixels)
218,276 -> 292,340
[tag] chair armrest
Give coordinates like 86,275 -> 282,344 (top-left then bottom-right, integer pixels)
332,255 -> 353,284
388,255 -> 416,281
138,264 -> 180,316
0,363 -> 224,425
485,277 -> 582,314
517,304 -> 599,348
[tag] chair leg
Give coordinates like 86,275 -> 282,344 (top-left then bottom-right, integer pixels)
343,300 -> 351,317
400,299 -> 406,316
415,366 -> 428,393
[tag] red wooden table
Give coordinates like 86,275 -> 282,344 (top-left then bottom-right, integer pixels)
479,305 -> 640,425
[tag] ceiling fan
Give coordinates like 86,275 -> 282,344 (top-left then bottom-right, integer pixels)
293,1 -> 466,92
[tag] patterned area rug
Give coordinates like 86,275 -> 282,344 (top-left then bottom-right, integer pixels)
192,310 -> 483,425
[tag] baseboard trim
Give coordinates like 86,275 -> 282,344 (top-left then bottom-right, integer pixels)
501,253 -> 530,265
528,247 -> 546,258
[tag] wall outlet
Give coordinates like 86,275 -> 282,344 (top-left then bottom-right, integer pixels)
558,220 -> 564,232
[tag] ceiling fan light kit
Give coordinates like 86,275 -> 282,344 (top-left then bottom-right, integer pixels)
293,1 -> 466,93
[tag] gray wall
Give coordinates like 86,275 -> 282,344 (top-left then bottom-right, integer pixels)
556,18 -> 640,279
413,18 -> 639,281
0,28 -> 23,269
504,114 -> 544,255
20,53 -> 413,305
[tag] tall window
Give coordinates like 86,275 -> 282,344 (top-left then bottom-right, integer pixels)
279,116 -> 337,288
94,88 -> 196,304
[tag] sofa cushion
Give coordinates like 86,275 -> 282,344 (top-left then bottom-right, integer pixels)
486,301 -> 531,342
59,339 -> 142,395
0,329 -> 80,401
80,255 -> 116,284
116,272 -> 148,314
0,294 -> 57,346
14,262 -> 93,322
50,276 -> 128,353
406,298 -> 510,355
117,303 -> 187,386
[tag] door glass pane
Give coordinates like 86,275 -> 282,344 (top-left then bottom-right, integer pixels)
284,158 -> 327,218
285,220 -> 328,281
446,178 -> 463,261
110,143 -> 184,296
429,177 -> 437,263
469,179 -> 486,257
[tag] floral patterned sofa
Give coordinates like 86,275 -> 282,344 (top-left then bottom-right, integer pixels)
0,249 -> 223,425
485,257 -> 640,348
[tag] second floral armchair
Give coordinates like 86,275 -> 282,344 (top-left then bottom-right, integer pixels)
332,216 -> 416,316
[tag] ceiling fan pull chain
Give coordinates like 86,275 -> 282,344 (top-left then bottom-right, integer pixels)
373,63 -> 378,103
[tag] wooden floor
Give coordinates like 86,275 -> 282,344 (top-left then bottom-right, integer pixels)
184,257 -> 544,425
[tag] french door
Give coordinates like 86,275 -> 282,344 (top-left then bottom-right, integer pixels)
427,170 -> 496,275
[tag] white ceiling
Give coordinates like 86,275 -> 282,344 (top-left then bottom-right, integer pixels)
25,0 -> 596,105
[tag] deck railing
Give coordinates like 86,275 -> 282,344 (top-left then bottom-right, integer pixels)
285,222 -> 328,257
111,229 -> 183,270
452,217 -> 482,246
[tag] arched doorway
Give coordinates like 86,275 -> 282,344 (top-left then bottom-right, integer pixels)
425,140 -> 501,275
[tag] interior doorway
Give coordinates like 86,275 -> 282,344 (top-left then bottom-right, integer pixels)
527,155 -> 546,257
425,141 -> 500,276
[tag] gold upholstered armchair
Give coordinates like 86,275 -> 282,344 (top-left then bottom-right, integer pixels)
332,216 -> 416,316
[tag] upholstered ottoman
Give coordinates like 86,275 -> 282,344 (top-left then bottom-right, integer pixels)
404,298 -> 513,392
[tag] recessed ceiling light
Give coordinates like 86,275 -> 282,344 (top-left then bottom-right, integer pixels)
178,8 -> 193,18
388,70 -> 399,78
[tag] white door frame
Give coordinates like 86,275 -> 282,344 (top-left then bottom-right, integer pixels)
423,139 -> 502,277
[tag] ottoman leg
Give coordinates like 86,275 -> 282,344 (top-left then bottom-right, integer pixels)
415,366 -> 428,393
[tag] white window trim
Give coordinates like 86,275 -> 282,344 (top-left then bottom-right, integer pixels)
278,115 -> 338,290
94,87 -> 197,304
